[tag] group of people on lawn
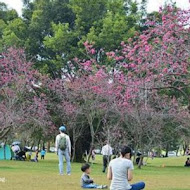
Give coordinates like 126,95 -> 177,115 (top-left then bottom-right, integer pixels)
11,144 -> 46,162
55,125 -> 146,190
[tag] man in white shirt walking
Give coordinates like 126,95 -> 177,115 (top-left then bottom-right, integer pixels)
101,141 -> 113,173
55,126 -> 71,175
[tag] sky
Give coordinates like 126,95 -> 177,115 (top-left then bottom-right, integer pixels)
0,0 -> 190,16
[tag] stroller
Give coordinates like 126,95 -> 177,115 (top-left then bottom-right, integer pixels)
15,150 -> 26,161
13,146 -> 29,161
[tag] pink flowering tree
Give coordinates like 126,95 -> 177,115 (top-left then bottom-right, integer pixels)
46,69 -> 116,161
55,6 -> 190,162
0,48 -> 53,142
104,6 -> 190,162
46,77 -> 88,160
2,5 -> 187,162
106,6 -> 190,103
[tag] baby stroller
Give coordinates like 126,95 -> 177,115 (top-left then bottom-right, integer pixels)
15,150 -> 26,161
13,147 -> 29,161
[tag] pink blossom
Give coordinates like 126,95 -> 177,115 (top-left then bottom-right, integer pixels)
145,45 -> 151,52
121,41 -> 125,46
130,63 -> 136,68
123,64 -> 129,68
115,56 -> 124,61
106,51 -> 115,58
90,48 -> 96,55
162,68 -> 168,73
83,41 -> 88,47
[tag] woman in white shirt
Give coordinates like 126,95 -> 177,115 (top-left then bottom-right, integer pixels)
107,146 -> 145,190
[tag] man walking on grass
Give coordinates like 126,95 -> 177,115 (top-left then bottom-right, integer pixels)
101,141 -> 113,173
55,125 -> 71,175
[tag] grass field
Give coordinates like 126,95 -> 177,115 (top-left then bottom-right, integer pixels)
0,154 -> 190,190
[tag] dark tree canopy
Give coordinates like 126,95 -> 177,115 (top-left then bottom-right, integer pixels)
0,0 -> 146,78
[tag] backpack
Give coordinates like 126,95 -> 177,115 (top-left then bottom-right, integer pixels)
58,135 -> 67,151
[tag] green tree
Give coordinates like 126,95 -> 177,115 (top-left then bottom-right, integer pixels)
2,18 -> 27,49
22,0 -> 75,76
0,3 -> 18,23
0,3 -> 19,51
69,0 -> 107,33
0,0 -> 147,77
44,0 -> 144,76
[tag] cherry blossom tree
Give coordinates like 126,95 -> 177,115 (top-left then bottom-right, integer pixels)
1,5 -> 190,163
0,48 -> 53,141
54,6 -> 190,162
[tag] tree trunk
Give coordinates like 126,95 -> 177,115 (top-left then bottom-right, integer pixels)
176,148 -> 179,157
74,139 -> 85,162
42,142 -> 45,150
133,147 -> 137,165
165,145 -> 169,157
71,128 -> 76,162
138,155 -> 144,169
0,128 -> 10,139
133,154 -> 136,165
40,141 -> 43,150
47,141 -> 51,152
72,140 -> 76,162
87,142 -> 94,163
87,122 -> 95,163
37,139 -> 41,150
72,125 -> 91,162
183,143 -> 188,156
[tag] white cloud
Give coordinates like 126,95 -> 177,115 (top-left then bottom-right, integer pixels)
147,0 -> 190,12
0,0 -> 23,15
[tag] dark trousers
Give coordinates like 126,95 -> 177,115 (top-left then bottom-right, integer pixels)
41,155 -> 45,160
102,155 -> 111,172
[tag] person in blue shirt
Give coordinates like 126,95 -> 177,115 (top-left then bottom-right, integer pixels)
41,149 -> 46,160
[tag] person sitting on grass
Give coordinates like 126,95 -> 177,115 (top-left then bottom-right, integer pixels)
184,158 -> 190,167
81,163 -> 108,189
31,155 -> 38,162
30,150 -> 39,162
107,145 -> 145,190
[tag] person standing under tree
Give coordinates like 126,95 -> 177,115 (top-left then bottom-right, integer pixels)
55,125 -> 71,175
40,149 -> 46,160
101,141 -> 113,173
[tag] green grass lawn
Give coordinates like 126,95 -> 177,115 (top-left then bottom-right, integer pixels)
0,154 -> 189,190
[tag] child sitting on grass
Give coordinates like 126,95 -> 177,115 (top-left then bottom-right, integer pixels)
81,163 -> 107,189
184,157 -> 190,167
